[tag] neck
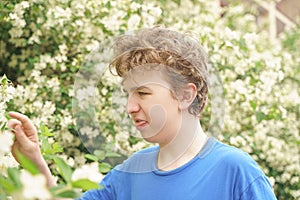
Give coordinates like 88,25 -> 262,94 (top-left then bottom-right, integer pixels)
157,114 -> 207,171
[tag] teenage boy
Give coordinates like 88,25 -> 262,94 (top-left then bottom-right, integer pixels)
8,27 -> 277,199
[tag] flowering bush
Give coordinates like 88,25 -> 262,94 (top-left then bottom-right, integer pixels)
0,0 -> 299,199
0,76 -> 104,199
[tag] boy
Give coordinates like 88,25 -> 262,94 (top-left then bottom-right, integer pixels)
8,27 -> 277,199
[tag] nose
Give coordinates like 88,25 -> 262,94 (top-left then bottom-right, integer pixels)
126,94 -> 140,114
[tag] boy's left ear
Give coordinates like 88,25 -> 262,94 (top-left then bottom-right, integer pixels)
179,83 -> 197,110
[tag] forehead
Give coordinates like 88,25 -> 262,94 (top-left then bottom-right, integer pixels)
122,67 -> 171,91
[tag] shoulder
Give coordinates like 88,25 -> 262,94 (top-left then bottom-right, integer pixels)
114,146 -> 159,173
203,138 -> 266,180
209,139 -> 275,196
212,139 -> 259,167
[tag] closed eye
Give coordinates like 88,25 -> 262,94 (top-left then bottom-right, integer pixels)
138,91 -> 150,96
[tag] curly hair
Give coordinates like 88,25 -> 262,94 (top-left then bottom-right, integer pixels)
109,27 -> 209,117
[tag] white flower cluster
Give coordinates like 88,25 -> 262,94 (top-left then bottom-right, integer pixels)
17,170 -> 52,200
0,76 -> 18,176
72,162 -> 104,183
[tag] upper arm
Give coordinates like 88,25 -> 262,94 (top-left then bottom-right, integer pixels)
239,176 -> 277,200
77,171 -> 115,200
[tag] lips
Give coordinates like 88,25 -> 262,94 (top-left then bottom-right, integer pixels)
134,119 -> 148,130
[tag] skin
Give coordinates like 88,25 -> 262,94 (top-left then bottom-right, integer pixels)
7,111 -> 56,188
125,83 -> 182,145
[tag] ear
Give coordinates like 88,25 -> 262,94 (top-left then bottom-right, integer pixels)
178,83 -> 197,111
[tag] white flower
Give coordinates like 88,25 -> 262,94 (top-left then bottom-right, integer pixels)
15,19 -> 26,28
3,85 -> 15,102
72,162 -> 104,183
101,88 -> 108,95
28,34 -> 40,44
9,13 -> 18,20
127,14 -> 141,30
130,2 -> 141,11
0,131 -> 14,155
61,155 -> 75,167
148,6 -> 162,17
8,27 -> 23,38
231,79 -> 248,95
60,130 -> 74,143
54,53 -> 67,63
20,1 -> 30,9
86,40 -> 99,52
53,6 -> 71,20
79,126 -> 98,138
58,43 -> 68,54
33,62 -> 47,70
76,86 -> 97,101
79,126 -> 93,136
0,153 -> 18,176
243,32 -> 258,50
20,170 -> 52,199
47,77 -> 60,92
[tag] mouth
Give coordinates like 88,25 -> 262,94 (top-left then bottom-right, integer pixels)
134,119 -> 148,130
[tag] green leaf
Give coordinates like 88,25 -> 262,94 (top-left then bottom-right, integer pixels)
40,125 -> 54,137
4,112 -> 12,120
0,122 -> 6,132
53,157 -> 73,183
85,154 -> 99,162
0,175 -> 16,193
41,137 -> 52,154
55,189 -> 80,198
256,111 -> 266,123
249,100 -> 257,110
0,74 -> 8,85
16,151 -> 40,175
94,150 -> 106,160
105,152 -> 121,158
99,162 -> 111,173
7,168 -> 22,189
72,179 -> 102,191
52,142 -> 63,153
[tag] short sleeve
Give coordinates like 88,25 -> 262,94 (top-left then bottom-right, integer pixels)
77,170 -> 115,200
240,175 -> 277,200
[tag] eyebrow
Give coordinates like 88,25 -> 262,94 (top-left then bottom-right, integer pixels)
123,85 -> 151,94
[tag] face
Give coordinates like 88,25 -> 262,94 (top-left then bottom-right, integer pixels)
122,68 -> 182,145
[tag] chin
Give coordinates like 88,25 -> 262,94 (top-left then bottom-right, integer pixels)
143,136 -> 159,143
139,126 -> 168,144
141,131 -> 162,143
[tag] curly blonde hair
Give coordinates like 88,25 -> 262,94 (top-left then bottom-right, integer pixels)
109,27 -> 209,117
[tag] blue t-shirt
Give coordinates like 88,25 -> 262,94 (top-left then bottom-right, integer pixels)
79,138 -> 277,200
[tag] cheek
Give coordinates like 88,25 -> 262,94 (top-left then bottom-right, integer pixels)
140,104 -> 167,139
149,105 -> 167,127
